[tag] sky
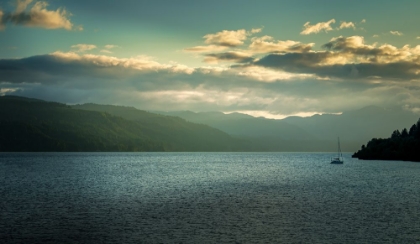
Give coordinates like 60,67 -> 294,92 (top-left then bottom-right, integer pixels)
1,0 -> 420,119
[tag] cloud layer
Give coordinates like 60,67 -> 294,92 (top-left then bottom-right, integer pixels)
1,45 -> 420,117
1,25 -> 420,117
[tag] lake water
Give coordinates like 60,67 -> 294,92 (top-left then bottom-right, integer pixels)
1,152 -> 420,243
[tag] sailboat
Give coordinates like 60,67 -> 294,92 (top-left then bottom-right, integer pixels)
331,137 -> 344,164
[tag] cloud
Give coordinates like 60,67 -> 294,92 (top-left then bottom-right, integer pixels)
360,19 -> 366,24
71,44 -> 97,52
59,52 -> 193,74
373,34 -> 379,38
300,19 -> 336,35
236,66 -> 316,82
390,30 -> 403,36
184,45 -> 228,53
250,28 -> 263,34
204,51 -> 254,64
0,10 -> 4,30
203,28 -> 260,47
301,19 -> 361,34
338,21 -> 356,30
321,36 -> 376,54
16,0 -> 33,13
0,0 -> 77,30
0,52 -> 192,93
249,36 -> 314,53
321,35 -> 420,65
184,28 -> 265,61
417,37 -> 420,40
184,28 -> 263,54
104,45 -> 118,49
99,44 -> 119,54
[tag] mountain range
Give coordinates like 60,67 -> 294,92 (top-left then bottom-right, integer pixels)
1,95 -> 418,152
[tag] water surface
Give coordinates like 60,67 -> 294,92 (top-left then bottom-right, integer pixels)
1,152 -> 420,243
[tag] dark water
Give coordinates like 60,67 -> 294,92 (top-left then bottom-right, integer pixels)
1,152 -> 420,243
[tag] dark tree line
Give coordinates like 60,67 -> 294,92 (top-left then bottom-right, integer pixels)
352,118 -> 420,161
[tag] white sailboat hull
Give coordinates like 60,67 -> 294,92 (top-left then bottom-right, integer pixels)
331,157 -> 344,164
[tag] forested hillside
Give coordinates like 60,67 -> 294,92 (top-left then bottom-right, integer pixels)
0,96 -> 243,152
352,118 -> 420,162
72,103 -> 250,150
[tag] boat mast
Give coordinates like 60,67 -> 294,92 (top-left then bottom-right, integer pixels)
338,137 -> 342,158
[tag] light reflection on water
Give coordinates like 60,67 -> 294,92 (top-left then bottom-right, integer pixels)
1,152 -> 420,243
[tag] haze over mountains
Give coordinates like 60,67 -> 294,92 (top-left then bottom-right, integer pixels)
157,106 -> 419,152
